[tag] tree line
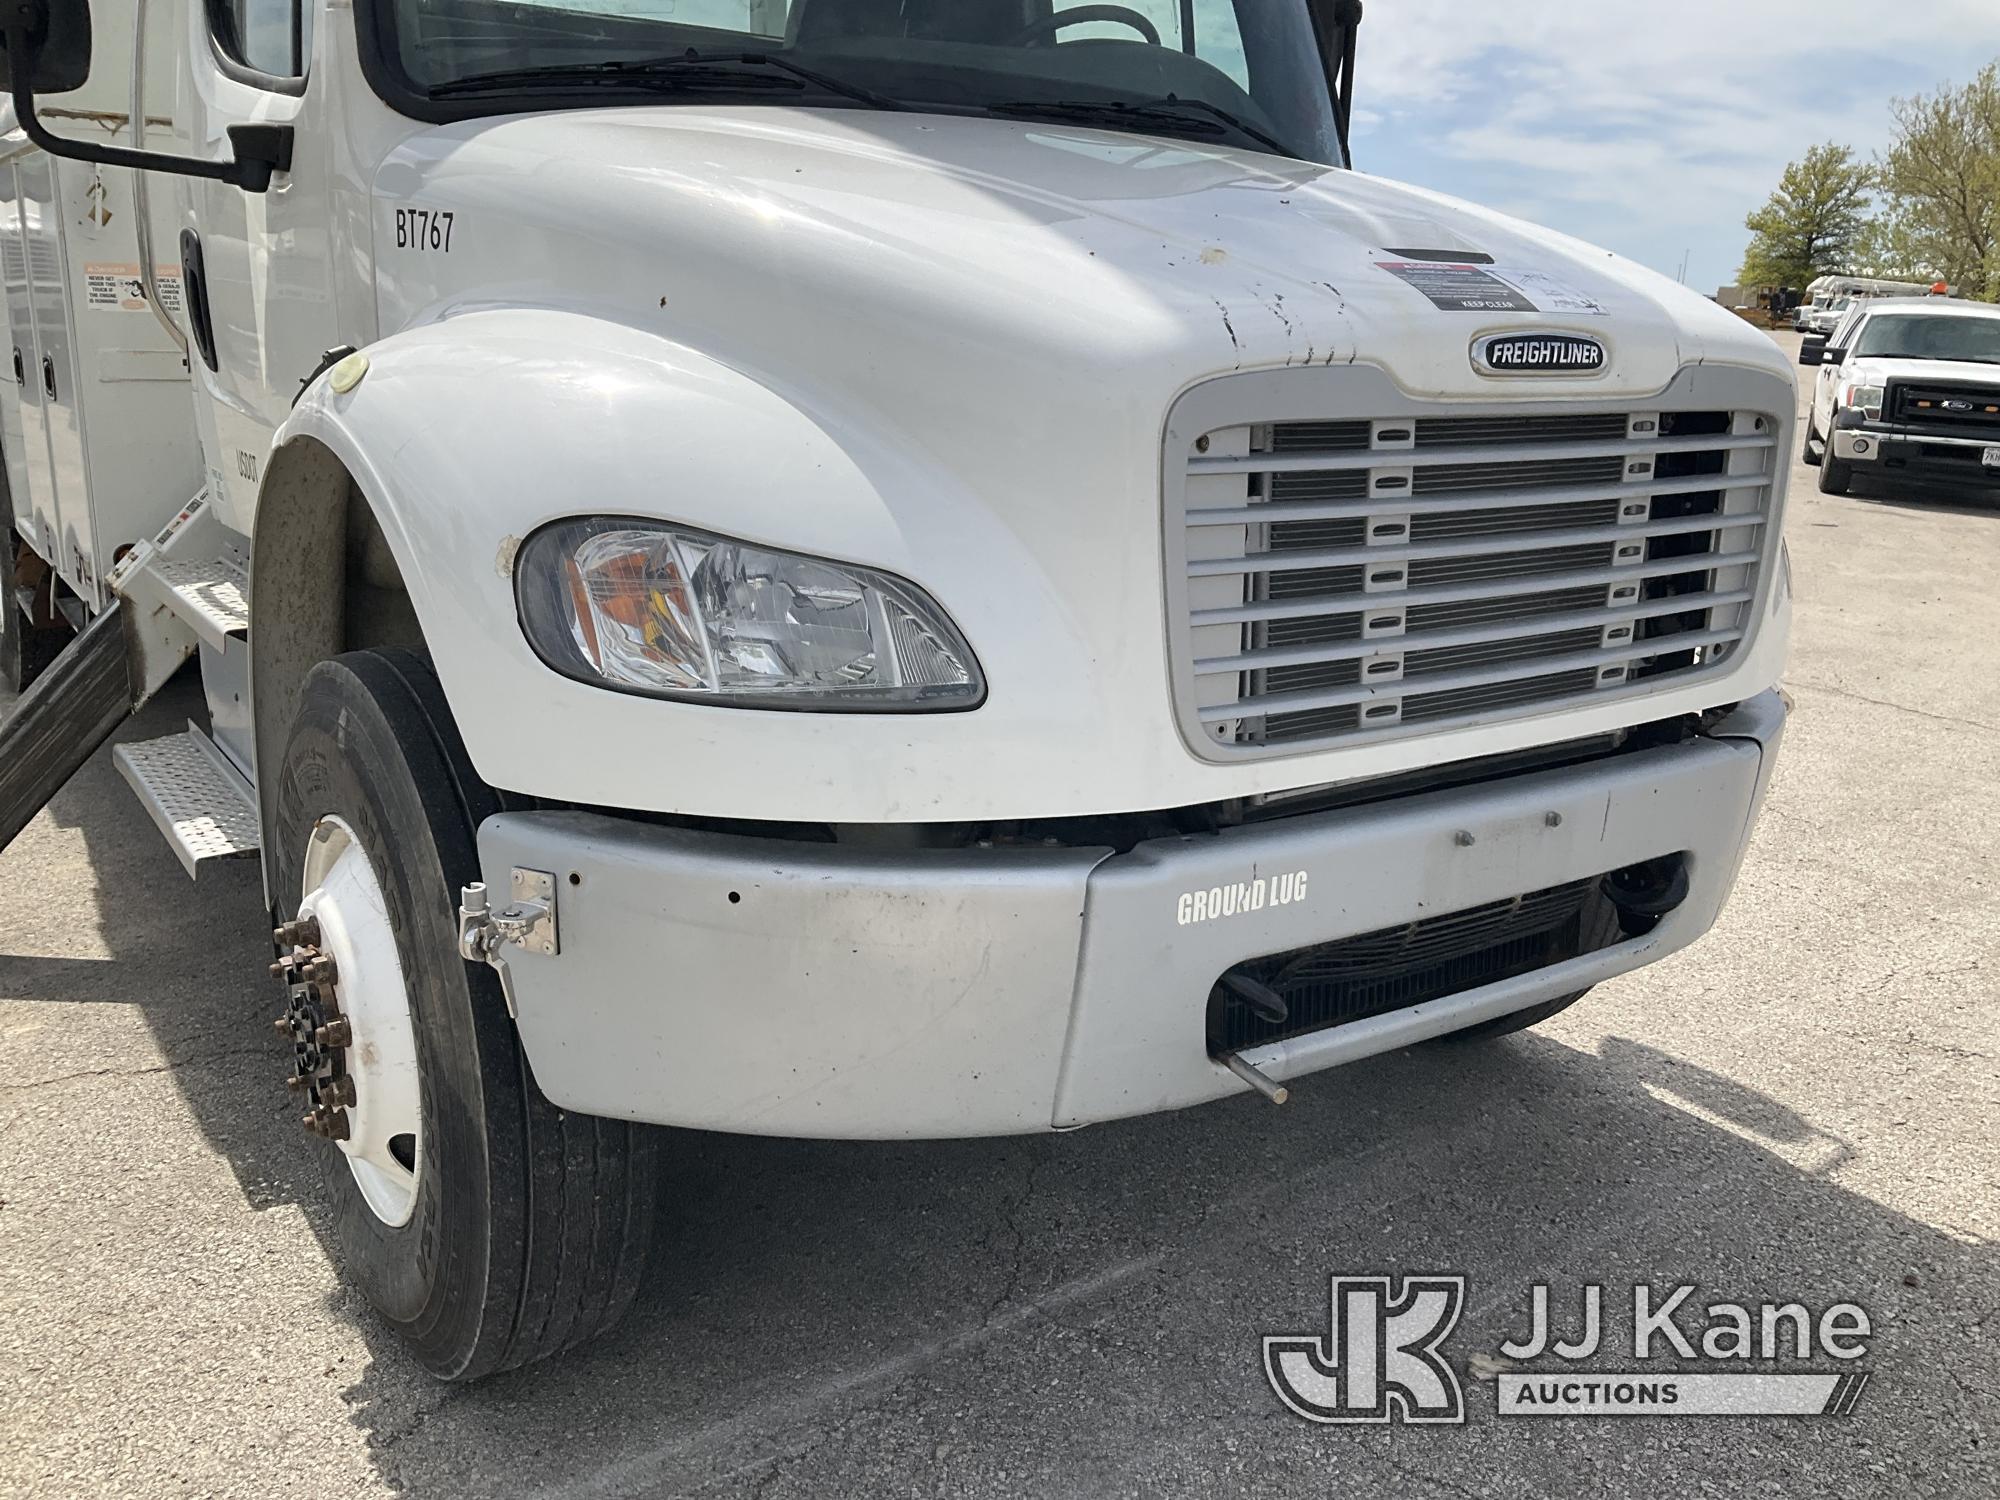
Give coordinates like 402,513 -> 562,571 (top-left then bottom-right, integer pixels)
1738,63 -> 1998,298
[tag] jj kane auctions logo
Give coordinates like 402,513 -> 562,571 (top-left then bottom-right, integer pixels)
1266,1277 -> 1874,1423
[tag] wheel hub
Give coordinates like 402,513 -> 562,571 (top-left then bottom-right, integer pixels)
270,816 -> 424,1227
271,918 -> 355,1139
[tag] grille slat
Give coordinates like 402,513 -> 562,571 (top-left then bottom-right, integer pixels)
1188,430 -> 1777,477
1190,510 -> 1764,578
1187,470 -> 1770,528
1200,589 -> 1755,675
1179,403 -> 1776,751
1193,548 -> 1763,629
1207,628 -> 1745,725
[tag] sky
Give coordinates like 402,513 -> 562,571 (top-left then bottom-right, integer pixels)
1348,1 -> 2000,295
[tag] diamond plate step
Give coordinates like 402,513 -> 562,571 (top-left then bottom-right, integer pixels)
154,557 -> 249,651
112,726 -> 259,877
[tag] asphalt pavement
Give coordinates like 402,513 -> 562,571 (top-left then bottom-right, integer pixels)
2,330 -> 1996,1497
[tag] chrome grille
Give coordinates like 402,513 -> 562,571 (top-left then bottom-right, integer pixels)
1174,395 -> 1778,755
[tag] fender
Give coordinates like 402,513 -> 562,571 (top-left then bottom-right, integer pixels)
253,306 -> 1077,825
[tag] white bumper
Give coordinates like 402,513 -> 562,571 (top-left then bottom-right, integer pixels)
478,692 -> 1786,1139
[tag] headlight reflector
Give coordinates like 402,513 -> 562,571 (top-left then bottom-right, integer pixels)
1838,383 -> 1884,419
517,520 -> 982,710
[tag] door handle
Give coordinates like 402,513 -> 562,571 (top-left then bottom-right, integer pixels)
40,353 -> 54,401
10,346 -> 20,386
179,228 -> 218,373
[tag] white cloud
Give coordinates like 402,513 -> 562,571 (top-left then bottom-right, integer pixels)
1351,0 -> 2000,291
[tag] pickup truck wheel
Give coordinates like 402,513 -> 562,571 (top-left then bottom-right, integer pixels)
1818,451 -> 1854,495
271,649 -> 658,1381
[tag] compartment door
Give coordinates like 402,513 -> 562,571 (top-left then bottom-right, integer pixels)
9,155 -> 67,579
0,164 -> 35,540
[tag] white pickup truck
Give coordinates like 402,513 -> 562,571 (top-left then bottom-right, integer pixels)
0,0 -> 1792,1380
1801,297 -> 2000,498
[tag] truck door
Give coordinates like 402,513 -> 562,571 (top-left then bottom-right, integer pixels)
175,0 -> 336,533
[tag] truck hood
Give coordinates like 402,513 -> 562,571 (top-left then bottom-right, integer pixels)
1851,356 -> 2000,389
375,106 -> 1785,408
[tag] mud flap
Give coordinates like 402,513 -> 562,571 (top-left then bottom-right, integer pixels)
0,600 -> 135,851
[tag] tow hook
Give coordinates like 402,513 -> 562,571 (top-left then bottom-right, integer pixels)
270,915 -> 354,1141
457,869 -> 559,1019
1212,973 -> 1292,1106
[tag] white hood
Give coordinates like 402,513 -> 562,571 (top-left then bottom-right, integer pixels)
376,106 -> 1788,407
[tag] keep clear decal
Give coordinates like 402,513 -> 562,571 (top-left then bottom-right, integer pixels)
1375,260 -> 1608,316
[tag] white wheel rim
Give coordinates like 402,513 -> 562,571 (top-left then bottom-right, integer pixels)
297,816 -> 424,1227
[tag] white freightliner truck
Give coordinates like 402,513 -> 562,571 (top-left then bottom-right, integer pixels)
0,0 -> 1794,1379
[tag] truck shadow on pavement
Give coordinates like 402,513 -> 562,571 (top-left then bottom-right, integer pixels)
3,681 -> 1991,1498
329,1025 -> 1988,1497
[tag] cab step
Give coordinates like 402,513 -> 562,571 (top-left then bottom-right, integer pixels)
152,556 -> 249,650
111,725 -> 260,877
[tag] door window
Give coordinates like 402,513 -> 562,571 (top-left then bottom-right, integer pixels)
212,0 -> 315,79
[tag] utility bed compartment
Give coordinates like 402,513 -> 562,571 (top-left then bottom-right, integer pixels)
0,111 -> 200,611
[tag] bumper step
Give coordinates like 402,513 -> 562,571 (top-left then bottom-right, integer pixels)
112,726 -> 259,877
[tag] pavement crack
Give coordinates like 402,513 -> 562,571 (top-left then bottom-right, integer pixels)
1,1045 -> 270,1093
982,1147 -> 1048,1328
1787,678 -> 2000,735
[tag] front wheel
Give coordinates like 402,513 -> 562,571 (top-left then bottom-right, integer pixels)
1818,450 -> 1854,495
270,649 -> 659,1380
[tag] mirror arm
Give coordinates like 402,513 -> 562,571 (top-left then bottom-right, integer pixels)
5,26 -> 289,193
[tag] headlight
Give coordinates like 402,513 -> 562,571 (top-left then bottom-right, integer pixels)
516,519 -> 983,710
1838,383 -> 1885,419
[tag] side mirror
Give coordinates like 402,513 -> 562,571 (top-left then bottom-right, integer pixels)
1799,337 -> 1827,367
0,0 -> 90,93
0,0 -> 288,192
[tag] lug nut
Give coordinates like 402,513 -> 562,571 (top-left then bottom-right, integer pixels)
301,1112 -> 324,1136
322,1076 -> 356,1107
272,1016 -> 292,1037
321,1108 -> 351,1142
302,956 -> 338,986
273,917 -> 322,949
315,1019 -> 352,1049
285,1074 -> 308,1093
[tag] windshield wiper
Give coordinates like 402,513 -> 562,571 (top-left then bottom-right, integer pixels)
982,95 -> 1293,157
431,49 -> 905,112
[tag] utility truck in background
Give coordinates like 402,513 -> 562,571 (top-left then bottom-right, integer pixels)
0,0 -> 1794,1381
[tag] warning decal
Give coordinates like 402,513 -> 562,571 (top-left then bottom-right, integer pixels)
1376,261 -> 1608,317
84,263 -> 184,317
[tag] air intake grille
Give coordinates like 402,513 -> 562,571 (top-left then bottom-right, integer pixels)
1176,398 -> 1777,754
1207,878 -> 1618,1053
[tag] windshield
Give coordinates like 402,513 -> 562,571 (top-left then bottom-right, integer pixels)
1853,312 -> 2000,365
363,0 -> 1343,163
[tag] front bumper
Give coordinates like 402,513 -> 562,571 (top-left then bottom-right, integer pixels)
479,691 -> 1788,1139
1834,423 -> 2000,483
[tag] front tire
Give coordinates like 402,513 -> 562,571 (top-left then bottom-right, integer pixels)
272,649 -> 658,1380
1818,450 -> 1854,495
